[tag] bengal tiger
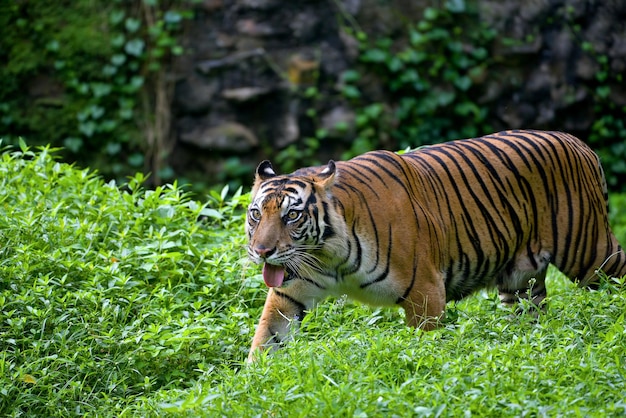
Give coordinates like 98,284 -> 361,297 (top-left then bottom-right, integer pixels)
245,129 -> 626,361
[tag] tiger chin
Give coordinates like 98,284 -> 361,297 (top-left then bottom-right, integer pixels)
245,129 -> 626,362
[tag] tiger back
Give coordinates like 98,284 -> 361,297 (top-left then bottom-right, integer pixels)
245,130 -> 626,361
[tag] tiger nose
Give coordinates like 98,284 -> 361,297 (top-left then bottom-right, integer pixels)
255,245 -> 276,258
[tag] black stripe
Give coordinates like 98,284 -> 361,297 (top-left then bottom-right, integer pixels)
355,153 -> 412,192
284,187 -> 305,196
273,290 -> 306,318
516,131 -> 567,263
420,149 -> 488,276
350,159 -> 388,184
428,146 -> 500,278
307,192 -> 323,240
463,139 -> 532,245
360,224 -> 393,288
339,222 -> 362,276
300,276 -> 326,289
321,201 -> 335,240
396,250 -> 420,304
288,179 -> 309,189
494,132 -> 561,261
335,173 -> 381,273
335,176 -> 377,203
541,133 -> 575,271
444,143 -> 513,263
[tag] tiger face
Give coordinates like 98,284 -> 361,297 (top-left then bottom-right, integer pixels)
246,161 -> 339,288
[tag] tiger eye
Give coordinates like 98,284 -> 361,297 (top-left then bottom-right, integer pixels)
250,208 -> 261,221
288,210 -> 299,220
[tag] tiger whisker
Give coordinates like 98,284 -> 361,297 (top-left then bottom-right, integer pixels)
280,249 -> 326,279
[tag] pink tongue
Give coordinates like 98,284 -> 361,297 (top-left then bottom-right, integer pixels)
262,263 -> 285,287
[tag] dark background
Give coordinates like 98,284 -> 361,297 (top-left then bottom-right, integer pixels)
1,0 -> 625,192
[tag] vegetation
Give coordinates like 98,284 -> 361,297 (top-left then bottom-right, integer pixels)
0,0 -> 192,185
571,15 -> 626,190
3,1 -> 625,192
338,3 -> 496,159
330,2 -> 626,189
1,145 -> 626,416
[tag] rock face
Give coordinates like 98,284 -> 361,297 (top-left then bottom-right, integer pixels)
478,0 -> 626,133
169,0 -> 626,183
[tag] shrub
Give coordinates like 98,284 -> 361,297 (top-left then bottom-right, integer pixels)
337,2 -> 496,160
0,1 -> 191,184
0,142 -> 257,415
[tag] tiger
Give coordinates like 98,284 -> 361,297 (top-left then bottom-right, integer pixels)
245,129 -> 626,361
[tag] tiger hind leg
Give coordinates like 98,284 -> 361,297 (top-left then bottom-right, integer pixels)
497,272 -> 548,311
497,249 -> 551,311
575,235 -> 626,288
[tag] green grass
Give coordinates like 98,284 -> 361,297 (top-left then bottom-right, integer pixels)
1,144 -> 626,417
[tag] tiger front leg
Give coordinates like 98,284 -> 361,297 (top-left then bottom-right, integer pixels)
248,288 -> 307,362
398,279 -> 446,331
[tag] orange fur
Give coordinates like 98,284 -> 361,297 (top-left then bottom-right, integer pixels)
245,130 -> 626,361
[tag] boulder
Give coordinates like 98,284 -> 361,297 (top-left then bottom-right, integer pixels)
179,121 -> 258,153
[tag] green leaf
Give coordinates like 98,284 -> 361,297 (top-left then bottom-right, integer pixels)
156,205 -> 175,219
361,48 -> 388,63
128,153 -> 144,167
472,47 -> 488,60
409,29 -> 426,46
437,91 -> 456,106
597,86 -> 611,98
46,40 -> 60,52
111,34 -> 126,48
199,208 -> 222,219
220,185 -> 229,201
110,10 -> 125,26
454,76 -> 472,91
387,56 -> 403,72
446,0 -> 466,13
106,142 -> 122,155
125,17 -> 141,33
111,54 -> 127,66
63,137 -> 83,153
363,103 -> 383,119
18,137 -> 28,153
341,70 -> 361,83
125,39 -> 145,57
342,85 -> 361,99
89,105 -> 105,119
79,121 -> 96,137
164,11 -> 182,24
424,7 -> 439,20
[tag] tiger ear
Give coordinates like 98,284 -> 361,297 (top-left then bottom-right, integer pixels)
256,160 -> 277,181
318,160 -> 336,189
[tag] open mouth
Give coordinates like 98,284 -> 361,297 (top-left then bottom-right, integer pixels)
262,263 -> 284,287
262,263 -> 294,288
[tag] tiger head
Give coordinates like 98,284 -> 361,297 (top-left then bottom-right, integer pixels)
246,160 -> 343,288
